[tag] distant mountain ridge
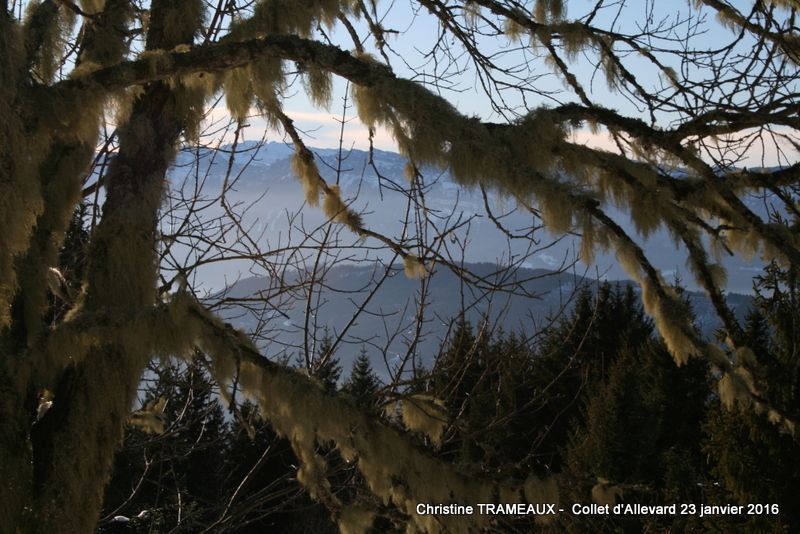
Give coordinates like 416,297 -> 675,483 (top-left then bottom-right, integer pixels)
215,262 -> 752,377
169,141 -> 773,294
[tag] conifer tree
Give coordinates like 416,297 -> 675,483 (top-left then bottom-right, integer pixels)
702,261 -> 800,532
450,329 -> 539,475
101,356 -> 228,532
529,282 -> 654,471
429,320 -> 548,477
343,346 -> 381,411
564,340 -> 709,531
223,401 -> 336,533
101,360 -> 339,533
429,318 -> 484,462
311,329 -> 342,393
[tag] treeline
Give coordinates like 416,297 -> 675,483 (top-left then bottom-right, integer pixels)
98,264 -> 799,533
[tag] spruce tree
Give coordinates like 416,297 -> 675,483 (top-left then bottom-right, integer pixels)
101,356 -> 228,532
343,346 -> 381,411
310,329 -> 342,393
102,358 -> 339,533
429,317 -> 483,463
564,340 -> 709,532
528,282 -> 655,472
223,401 -> 336,533
702,262 -> 800,532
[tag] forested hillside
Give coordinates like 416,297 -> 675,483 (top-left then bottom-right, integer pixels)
99,267 -> 800,532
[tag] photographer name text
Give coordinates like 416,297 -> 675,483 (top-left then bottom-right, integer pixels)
415,502 -> 780,518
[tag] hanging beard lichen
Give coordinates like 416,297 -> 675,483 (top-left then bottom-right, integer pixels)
0,20 -> 46,328
533,180 -> 575,234
18,142 -> 95,345
229,0 -> 358,41
722,216 -> 800,268
322,185 -> 363,230
302,65 -> 333,109
535,0 -> 565,22
161,0 -> 205,45
578,213 -> 599,264
504,17 -> 527,42
77,0 -> 134,67
524,475 -> 560,525
223,67 -> 255,121
351,71 -> 391,130
558,22 -> 592,60
351,73 -> 582,230
717,366 -> 758,412
605,226 -> 794,435
399,394 -> 448,445
591,478 -> 623,506
250,55 -> 285,115
338,506 -> 376,534
688,258 -> 728,290
231,358 -> 490,532
235,64 -> 282,138
403,254 -> 429,279
112,85 -> 146,127
627,187 -> 666,238
615,239 -> 697,366
128,396 -> 167,434
80,0 -> 105,14
24,0 -> 76,83
2,2 -> 797,530
291,149 -> 322,206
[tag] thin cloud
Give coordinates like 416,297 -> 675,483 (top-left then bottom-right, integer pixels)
201,106 -> 397,151
203,107 -> 795,168
570,126 -> 796,168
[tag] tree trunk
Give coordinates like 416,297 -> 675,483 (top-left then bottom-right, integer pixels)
27,80 -> 185,534
1,2 -> 199,530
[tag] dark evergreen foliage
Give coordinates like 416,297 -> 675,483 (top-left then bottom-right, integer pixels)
564,340 -> 709,532
343,346 -> 381,411
310,329 -> 342,393
97,272 -> 800,532
526,283 -> 653,472
421,277 -> 796,532
100,356 -> 227,531
701,262 -> 800,533
99,356 -> 336,533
